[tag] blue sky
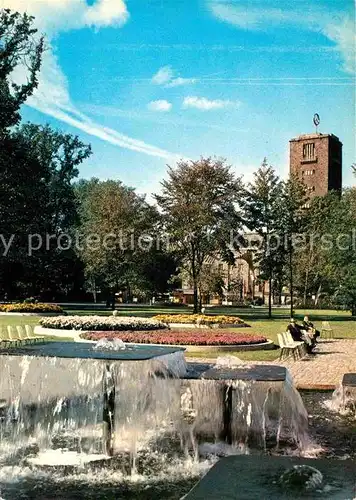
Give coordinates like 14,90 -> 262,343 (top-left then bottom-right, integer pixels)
7,0 -> 355,195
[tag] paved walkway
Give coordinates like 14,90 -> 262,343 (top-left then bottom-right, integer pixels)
187,339 -> 356,389
273,339 -> 356,389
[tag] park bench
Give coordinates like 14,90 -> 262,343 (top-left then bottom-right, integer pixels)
321,321 -> 334,339
16,325 -> 34,344
0,326 -> 15,347
6,326 -> 23,346
0,325 -> 43,347
25,324 -> 44,343
277,332 -> 304,361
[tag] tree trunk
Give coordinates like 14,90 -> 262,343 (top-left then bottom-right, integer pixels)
193,282 -> 199,314
303,267 -> 309,306
315,284 -> 322,306
191,244 -> 200,314
268,276 -> 272,319
289,244 -> 294,318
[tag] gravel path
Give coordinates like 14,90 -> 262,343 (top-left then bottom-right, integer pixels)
187,339 -> 356,389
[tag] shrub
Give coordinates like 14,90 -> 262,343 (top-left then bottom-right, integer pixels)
40,315 -> 166,331
80,329 -> 267,346
0,303 -> 63,313
23,297 -> 36,304
152,314 -> 248,326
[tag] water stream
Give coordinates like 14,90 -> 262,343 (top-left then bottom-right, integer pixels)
0,349 -> 315,498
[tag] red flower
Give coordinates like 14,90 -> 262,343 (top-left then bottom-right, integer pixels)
81,329 -> 267,346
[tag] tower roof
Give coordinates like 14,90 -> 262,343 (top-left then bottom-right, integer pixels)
290,133 -> 341,143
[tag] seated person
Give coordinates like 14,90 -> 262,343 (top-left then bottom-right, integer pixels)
288,318 -> 315,353
287,319 -> 303,341
302,316 -> 320,341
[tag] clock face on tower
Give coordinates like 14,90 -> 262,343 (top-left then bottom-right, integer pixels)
313,113 -> 320,127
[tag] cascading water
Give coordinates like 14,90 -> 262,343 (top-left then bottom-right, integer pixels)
0,346 -> 314,498
0,349 -> 188,466
324,383 -> 356,417
179,365 -> 309,453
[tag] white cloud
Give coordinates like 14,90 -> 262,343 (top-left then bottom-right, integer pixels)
83,0 -> 129,28
210,4 -> 300,30
147,100 -> 172,112
208,1 -> 355,74
166,77 -> 197,87
152,66 -> 174,85
152,65 -> 197,87
4,0 -> 129,32
14,51 -> 176,159
323,19 -> 355,74
183,96 -> 241,110
3,0 -> 180,160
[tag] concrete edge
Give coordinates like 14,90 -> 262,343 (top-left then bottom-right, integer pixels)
296,384 -> 336,391
168,323 -> 250,329
34,326 -> 275,351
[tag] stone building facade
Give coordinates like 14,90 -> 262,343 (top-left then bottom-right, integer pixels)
290,133 -> 342,205
175,250 -> 270,306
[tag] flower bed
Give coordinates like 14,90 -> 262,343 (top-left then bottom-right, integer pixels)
152,314 -> 249,327
80,329 -> 267,346
0,303 -> 63,313
40,315 -> 166,331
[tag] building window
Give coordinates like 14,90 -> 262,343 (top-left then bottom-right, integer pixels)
303,143 -> 315,160
304,169 -> 315,176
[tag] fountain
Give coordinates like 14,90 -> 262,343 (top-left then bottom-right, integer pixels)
0,341 -> 187,463
324,373 -> 356,416
181,359 -> 310,451
0,342 -> 322,498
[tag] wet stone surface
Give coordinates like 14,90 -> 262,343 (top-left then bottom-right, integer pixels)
0,341 -> 185,361
201,365 -> 287,382
185,455 -> 356,499
342,373 -> 356,387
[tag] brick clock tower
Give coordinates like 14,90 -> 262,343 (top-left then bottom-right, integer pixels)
289,131 -> 342,204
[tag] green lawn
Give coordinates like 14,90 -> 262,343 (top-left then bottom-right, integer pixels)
184,315 -> 355,362
0,306 -> 354,362
0,315 -> 39,328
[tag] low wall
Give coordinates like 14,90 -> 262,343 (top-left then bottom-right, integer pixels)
34,325 -> 83,340
34,326 -> 274,351
182,340 -> 274,352
168,323 -> 249,329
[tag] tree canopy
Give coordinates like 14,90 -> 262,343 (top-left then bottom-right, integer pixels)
0,9 -> 44,131
155,157 -> 243,312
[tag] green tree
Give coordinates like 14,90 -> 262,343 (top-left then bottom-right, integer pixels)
293,192 -> 340,306
329,188 -> 356,315
76,179 -> 162,306
0,9 -> 44,131
0,126 -> 91,298
244,158 -> 283,317
155,157 -> 243,313
136,248 -> 179,299
199,264 -> 226,305
278,175 -> 307,317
